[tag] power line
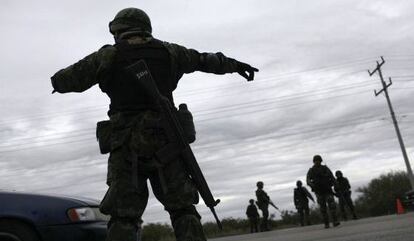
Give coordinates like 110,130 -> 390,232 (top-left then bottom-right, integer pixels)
2,88 -> 412,149
0,78 -> 375,127
3,56 -> 413,125
0,58 -> 377,125
194,115 -> 396,152
194,81 -> 376,115
201,122 -> 414,160
196,90 -> 370,122
1,110 -> 407,154
0,86 -> 377,147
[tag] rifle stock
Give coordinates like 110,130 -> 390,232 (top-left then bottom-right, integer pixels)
126,60 -> 222,229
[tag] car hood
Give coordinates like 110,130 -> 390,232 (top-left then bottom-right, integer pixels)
0,191 -> 102,225
1,191 -> 100,206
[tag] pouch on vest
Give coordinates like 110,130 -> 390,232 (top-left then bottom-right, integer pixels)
177,103 -> 196,143
96,120 -> 112,154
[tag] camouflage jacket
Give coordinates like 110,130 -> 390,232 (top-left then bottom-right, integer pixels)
306,165 -> 335,195
255,189 -> 270,208
293,186 -> 313,207
246,204 -> 259,219
51,38 -> 241,96
334,177 -> 351,195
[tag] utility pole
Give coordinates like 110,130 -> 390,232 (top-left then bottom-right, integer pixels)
368,56 -> 414,190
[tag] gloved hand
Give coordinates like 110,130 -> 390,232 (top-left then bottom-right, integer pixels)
237,61 -> 259,81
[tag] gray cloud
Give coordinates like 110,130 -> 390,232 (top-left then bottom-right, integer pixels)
1,0 -> 414,224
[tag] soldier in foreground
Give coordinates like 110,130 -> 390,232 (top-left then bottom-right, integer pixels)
306,155 -> 340,228
293,180 -> 314,226
51,8 -> 258,241
255,181 -> 278,231
245,199 -> 259,233
334,170 -> 357,221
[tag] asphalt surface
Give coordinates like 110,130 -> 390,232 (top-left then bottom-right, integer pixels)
210,212 -> 414,241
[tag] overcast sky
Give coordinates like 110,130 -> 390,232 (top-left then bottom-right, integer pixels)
1,0 -> 414,224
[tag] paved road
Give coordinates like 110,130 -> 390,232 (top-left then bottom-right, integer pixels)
210,212 -> 414,241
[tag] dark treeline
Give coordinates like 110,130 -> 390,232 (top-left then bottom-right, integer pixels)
141,171 -> 412,241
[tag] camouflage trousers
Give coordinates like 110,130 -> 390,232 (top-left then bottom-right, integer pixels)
248,217 -> 259,233
337,192 -> 357,220
258,205 -> 269,232
296,203 -> 310,226
99,112 -> 206,241
316,193 -> 338,226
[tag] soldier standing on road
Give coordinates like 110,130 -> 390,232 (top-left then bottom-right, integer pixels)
255,181 -> 271,231
50,8 -> 258,241
306,155 -> 340,229
334,170 -> 357,221
246,199 -> 259,233
294,180 -> 314,226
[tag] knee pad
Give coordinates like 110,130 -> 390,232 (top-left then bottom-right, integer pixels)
108,216 -> 140,230
171,214 -> 206,241
169,206 -> 201,225
106,216 -> 140,241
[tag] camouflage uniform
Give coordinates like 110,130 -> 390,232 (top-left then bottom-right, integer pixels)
245,200 -> 259,233
51,8 -> 258,241
306,155 -> 339,228
293,181 -> 313,226
255,182 -> 270,231
334,171 -> 357,220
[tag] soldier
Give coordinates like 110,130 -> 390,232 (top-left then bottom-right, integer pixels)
293,180 -> 314,226
51,8 -> 258,241
245,199 -> 259,233
255,181 -> 272,231
306,155 -> 340,228
334,170 -> 357,221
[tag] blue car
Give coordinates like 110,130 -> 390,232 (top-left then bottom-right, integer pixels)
0,191 -> 108,241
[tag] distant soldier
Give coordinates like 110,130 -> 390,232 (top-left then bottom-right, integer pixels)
255,181 -> 278,231
334,170 -> 357,221
306,155 -> 340,228
294,180 -> 314,226
245,199 -> 259,233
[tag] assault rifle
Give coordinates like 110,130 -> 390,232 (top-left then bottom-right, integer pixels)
125,60 -> 222,229
269,200 -> 279,211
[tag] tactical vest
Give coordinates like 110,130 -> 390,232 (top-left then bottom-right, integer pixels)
99,39 -> 174,116
294,187 -> 309,204
309,165 -> 334,194
335,178 -> 350,193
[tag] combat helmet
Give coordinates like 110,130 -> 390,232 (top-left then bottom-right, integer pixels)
313,155 -> 323,163
109,8 -> 152,35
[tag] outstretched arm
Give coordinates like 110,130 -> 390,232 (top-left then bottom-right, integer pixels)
198,52 -> 258,81
51,45 -> 116,93
164,42 -> 258,81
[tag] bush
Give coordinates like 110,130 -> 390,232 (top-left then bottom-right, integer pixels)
141,223 -> 174,241
354,171 -> 411,217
